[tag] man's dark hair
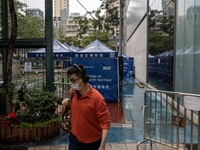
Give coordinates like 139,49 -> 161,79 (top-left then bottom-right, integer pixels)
67,64 -> 89,83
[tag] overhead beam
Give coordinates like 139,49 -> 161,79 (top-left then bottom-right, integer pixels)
0,39 -> 46,48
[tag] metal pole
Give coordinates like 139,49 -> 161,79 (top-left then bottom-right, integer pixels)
119,0 -> 122,57
45,0 -> 54,92
1,0 -> 8,115
198,111 -> 200,150
42,58 -> 44,90
117,58 -> 120,102
56,22 -> 58,39
118,0 -> 124,84
115,25 -> 118,52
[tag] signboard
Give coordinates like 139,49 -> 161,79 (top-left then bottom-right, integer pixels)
123,57 -> 134,77
158,58 -> 160,64
72,58 -> 118,102
184,96 -> 200,111
24,62 -> 32,72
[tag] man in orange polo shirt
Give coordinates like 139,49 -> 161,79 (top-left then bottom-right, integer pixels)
62,64 -> 110,150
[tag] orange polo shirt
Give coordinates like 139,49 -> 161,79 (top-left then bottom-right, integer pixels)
69,85 -> 110,143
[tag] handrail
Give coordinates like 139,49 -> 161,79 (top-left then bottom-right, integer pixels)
137,89 -> 200,150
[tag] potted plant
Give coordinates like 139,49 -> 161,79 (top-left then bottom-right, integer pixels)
0,111 -> 19,142
16,88 -> 60,141
0,87 -> 61,143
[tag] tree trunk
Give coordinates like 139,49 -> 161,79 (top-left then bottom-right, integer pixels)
6,0 -> 17,114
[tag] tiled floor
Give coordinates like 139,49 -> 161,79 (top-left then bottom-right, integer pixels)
28,143 -> 139,150
28,143 -> 185,150
107,102 -> 125,123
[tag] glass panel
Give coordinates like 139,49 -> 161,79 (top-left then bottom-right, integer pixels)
175,0 -> 185,92
175,0 -> 198,94
9,0 -> 45,39
193,1 -> 200,94
125,0 -> 147,41
148,0 -> 174,91
183,0 -> 194,93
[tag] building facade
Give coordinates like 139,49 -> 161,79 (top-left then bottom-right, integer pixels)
65,13 -> 95,39
54,0 -> 69,35
26,8 -> 44,19
124,0 -> 200,94
124,0 -> 147,84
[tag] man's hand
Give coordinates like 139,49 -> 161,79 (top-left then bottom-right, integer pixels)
62,98 -> 70,106
98,146 -> 106,150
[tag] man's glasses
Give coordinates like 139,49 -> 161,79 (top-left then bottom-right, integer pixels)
68,76 -> 82,84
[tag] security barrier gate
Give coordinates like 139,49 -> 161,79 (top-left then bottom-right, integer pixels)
137,89 -> 200,150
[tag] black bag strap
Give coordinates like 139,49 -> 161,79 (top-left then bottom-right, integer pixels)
62,91 -> 74,120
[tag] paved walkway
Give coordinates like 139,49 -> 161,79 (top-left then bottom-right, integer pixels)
28,143 -> 138,150
28,143 -> 184,150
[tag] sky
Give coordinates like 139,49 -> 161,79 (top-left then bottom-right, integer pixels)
19,0 -> 45,12
18,0 -> 103,17
69,0 -> 102,16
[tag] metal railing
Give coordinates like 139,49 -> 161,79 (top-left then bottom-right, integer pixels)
54,82 -> 71,99
54,82 -> 71,117
137,89 -> 200,150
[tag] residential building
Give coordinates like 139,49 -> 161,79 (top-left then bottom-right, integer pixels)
162,0 -> 175,17
65,13 -> 95,39
54,0 -> 69,35
26,8 -> 44,19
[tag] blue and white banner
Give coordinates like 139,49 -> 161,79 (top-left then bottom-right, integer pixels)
72,58 -> 118,102
123,57 -> 134,77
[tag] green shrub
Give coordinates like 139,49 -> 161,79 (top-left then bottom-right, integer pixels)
17,88 -> 58,123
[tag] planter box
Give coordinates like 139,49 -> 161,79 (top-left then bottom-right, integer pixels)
0,121 -> 60,143
11,127 -> 18,143
31,127 -> 37,141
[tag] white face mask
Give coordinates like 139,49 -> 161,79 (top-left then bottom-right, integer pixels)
71,79 -> 82,91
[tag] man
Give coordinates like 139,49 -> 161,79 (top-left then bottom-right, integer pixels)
62,64 -> 110,150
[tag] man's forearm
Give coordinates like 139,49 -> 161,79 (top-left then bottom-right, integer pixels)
100,129 -> 109,147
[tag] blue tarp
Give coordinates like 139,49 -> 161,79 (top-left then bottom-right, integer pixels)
72,58 -> 118,102
72,39 -> 118,58
71,39 -> 119,102
63,42 -> 73,51
70,45 -> 76,51
148,55 -> 156,78
28,39 -> 73,58
123,55 -> 134,78
149,50 -> 173,84
69,44 -> 81,51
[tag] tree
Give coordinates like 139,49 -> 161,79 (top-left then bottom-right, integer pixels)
149,31 -> 173,55
6,0 -> 17,114
73,0 -> 119,37
62,32 -> 115,50
81,31 -> 114,49
7,1 -> 45,39
100,0 -> 119,33
53,26 -> 65,40
73,16 -> 89,38
62,37 -> 82,48
5,0 -> 46,114
17,14 -> 45,38
148,9 -> 174,55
